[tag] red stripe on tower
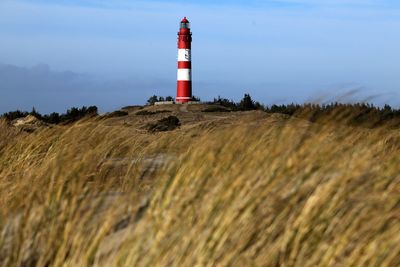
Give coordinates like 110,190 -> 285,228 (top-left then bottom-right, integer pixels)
176,17 -> 192,103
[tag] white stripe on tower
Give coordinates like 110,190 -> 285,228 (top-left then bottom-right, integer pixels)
177,69 -> 191,81
178,49 -> 191,62
177,48 -> 192,82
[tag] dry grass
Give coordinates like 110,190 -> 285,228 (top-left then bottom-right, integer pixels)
0,110 -> 399,266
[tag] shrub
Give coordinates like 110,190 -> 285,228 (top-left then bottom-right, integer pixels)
121,105 -> 143,110
147,116 -> 180,132
202,106 -> 231,113
104,110 -> 128,119
136,110 -> 171,116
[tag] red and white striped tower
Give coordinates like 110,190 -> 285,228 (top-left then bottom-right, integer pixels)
176,17 -> 192,103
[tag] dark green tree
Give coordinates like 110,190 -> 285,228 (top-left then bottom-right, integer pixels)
1,110 -> 28,121
43,112 -> 60,124
192,96 -> 201,102
238,94 -> 256,111
212,96 -> 237,110
147,95 -> 158,105
30,107 -> 42,118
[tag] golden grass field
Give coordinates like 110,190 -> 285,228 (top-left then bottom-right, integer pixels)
1,104 -> 399,266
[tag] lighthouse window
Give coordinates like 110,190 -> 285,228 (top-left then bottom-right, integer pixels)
180,22 -> 190,29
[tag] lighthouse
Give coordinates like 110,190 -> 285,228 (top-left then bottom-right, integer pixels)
176,17 -> 192,103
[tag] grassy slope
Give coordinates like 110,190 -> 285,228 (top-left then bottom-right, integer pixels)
0,105 -> 399,266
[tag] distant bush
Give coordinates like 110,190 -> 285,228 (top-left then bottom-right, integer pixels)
136,110 -> 171,116
147,116 -> 180,132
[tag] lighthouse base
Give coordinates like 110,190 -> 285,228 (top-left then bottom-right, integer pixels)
176,81 -> 192,103
176,97 -> 192,103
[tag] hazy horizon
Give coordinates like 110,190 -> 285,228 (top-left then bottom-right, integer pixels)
1,0 -> 400,113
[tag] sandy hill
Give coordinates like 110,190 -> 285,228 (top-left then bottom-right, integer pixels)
0,104 -> 399,266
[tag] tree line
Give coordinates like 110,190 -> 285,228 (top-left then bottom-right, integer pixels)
264,102 -> 400,128
1,106 -> 98,124
146,93 -> 400,127
146,95 -> 201,105
3,93 -> 400,128
209,94 -> 400,127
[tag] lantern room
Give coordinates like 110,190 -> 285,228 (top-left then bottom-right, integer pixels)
180,17 -> 190,29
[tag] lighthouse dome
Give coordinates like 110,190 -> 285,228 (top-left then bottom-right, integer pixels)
180,17 -> 190,29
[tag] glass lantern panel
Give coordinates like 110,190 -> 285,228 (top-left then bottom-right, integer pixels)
180,22 -> 190,29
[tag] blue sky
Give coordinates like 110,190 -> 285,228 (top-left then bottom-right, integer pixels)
0,0 -> 400,113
